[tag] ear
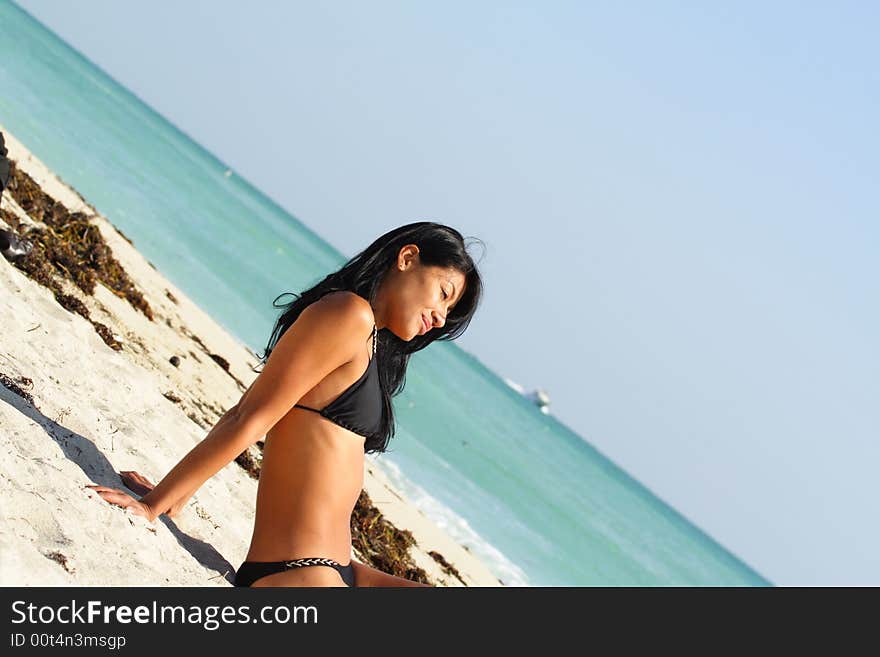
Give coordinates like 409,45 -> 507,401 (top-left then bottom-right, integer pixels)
397,244 -> 420,270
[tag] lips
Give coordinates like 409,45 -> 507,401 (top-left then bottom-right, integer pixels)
421,315 -> 430,334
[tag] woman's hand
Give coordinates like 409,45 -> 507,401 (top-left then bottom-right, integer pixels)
86,483 -> 158,522
87,470 -> 163,523
118,470 -> 156,497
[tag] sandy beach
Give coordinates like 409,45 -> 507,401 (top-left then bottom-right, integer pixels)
0,127 -> 501,587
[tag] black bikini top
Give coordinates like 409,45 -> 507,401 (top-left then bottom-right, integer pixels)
293,323 -> 383,441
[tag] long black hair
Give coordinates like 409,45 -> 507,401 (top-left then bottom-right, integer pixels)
254,221 -> 485,453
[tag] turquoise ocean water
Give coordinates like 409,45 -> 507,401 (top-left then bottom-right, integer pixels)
0,1 -> 771,586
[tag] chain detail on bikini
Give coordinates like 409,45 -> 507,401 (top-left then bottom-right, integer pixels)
283,557 -> 344,569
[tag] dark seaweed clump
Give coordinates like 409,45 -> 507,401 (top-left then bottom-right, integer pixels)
1,207 -> 122,351
178,325 -> 246,391
209,353 -> 230,371
4,161 -> 153,322
234,441 -> 263,479
0,371 -> 36,407
45,551 -> 75,574
428,550 -> 468,586
350,489 -> 432,585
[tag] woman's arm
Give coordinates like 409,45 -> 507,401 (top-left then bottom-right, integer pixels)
88,406 -> 257,522
139,406 -> 254,519
88,291 -> 374,522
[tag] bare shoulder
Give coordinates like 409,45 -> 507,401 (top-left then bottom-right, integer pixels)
232,291 -> 375,435
305,291 -> 375,337
315,290 -> 374,320
272,291 -> 374,362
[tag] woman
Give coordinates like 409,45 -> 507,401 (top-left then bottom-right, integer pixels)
88,222 -> 484,587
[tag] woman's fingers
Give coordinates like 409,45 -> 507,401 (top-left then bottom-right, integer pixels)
85,485 -> 149,518
86,485 -> 132,504
119,470 -> 155,495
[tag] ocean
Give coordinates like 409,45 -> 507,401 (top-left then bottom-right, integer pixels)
0,1 -> 771,585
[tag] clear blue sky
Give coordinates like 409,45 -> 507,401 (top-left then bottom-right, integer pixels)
16,0 -> 878,585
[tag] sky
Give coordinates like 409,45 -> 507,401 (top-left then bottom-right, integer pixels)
14,1 -> 878,585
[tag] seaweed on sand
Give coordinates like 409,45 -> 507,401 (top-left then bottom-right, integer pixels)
428,550 -> 467,586
234,442 -> 263,480
350,489 -> 432,585
1,207 -> 122,351
0,371 -> 36,407
4,161 -> 153,321
178,324 -> 247,391
45,551 -> 75,574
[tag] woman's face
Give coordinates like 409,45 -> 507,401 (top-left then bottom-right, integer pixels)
376,244 -> 466,341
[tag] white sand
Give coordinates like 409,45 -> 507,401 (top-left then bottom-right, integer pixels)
0,128 -> 501,587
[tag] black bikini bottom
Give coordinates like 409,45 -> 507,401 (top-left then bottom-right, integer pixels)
234,557 -> 355,587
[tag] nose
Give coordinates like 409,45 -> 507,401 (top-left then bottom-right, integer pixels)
431,311 -> 446,329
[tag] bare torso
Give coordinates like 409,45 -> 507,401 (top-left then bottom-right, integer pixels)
242,324 -> 375,565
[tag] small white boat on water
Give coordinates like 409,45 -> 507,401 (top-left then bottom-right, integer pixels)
503,378 -> 551,414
